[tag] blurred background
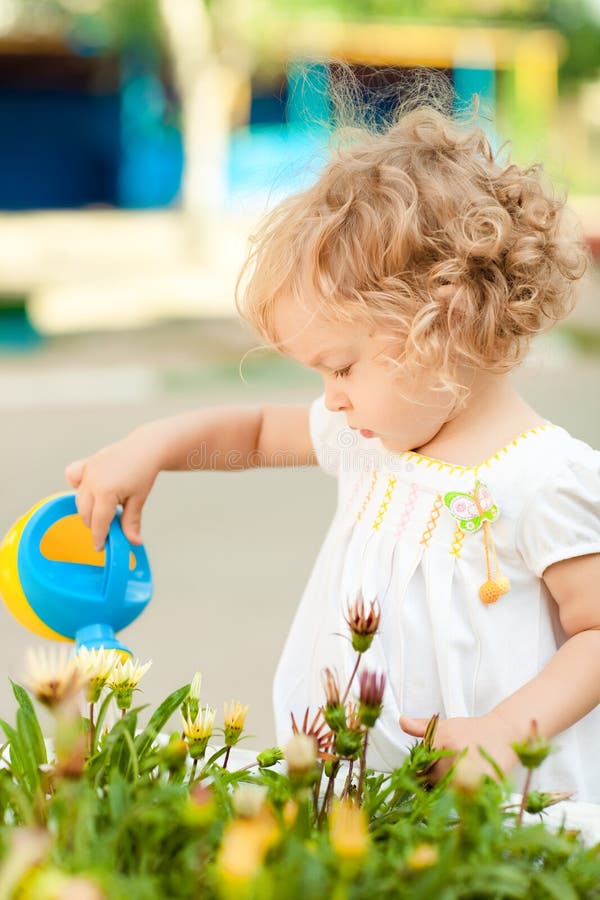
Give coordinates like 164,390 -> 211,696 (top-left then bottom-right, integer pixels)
0,0 -> 599,748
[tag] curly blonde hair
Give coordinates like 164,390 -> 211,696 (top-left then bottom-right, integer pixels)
236,104 -> 587,396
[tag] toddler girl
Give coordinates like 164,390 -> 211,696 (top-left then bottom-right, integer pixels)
66,105 -> 600,800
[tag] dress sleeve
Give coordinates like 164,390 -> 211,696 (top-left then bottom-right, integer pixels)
309,394 -> 349,477
516,444 -> 600,577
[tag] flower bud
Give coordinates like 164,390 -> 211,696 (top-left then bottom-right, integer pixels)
257,747 -> 284,768
160,733 -> 188,773
334,729 -> 363,761
182,707 -> 215,761
324,759 -> 336,779
512,720 -> 552,770
284,733 -> 317,776
107,658 -> 152,711
223,701 -> 249,748
232,785 -> 268,819
328,799 -> 369,863
283,800 -> 298,828
185,784 -> 216,828
181,671 -> 202,723
452,757 -> 484,795
324,705 -> 346,733
525,790 -> 573,814
75,647 -> 120,704
321,668 -> 346,733
345,592 -> 381,654
406,843 -> 438,871
358,670 -> 385,728
22,647 -> 84,710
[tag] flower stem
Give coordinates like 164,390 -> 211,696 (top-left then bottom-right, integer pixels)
318,760 -> 340,825
190,758 -> 198,782
517,768 -> 533,827
340,760 -> 354,800
341,653 -> 361,705
89,702 -> 95,757
223,746 -> 231,769
312,760 -> 324,817
357,730 -> 369,805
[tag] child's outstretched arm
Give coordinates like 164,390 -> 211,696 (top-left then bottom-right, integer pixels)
65,404 -> 315,552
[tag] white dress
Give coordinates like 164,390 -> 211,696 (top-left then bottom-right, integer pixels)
273,394 -> 600,801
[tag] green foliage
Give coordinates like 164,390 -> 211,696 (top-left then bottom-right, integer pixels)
0,678 -> 598,898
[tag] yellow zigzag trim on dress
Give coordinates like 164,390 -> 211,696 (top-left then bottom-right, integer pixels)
373,475 -> 397,531
420,494 -> 443,547
450,525 -> 464,558
402,424 -> 555,477
357,471 -> 378,522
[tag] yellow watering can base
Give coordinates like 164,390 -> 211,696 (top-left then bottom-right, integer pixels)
0,495 -> 67,641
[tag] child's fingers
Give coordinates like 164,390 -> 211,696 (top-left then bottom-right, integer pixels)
75,488 -> 94,529
65,459 -> 85,488
399,715 -> 429,737
120,496 -> 144,544
90,498 -> 118,552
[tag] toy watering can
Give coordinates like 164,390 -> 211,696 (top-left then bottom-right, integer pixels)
0,493 -> 152,655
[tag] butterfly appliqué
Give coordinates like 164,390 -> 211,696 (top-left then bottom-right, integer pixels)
443,481 -> 499,533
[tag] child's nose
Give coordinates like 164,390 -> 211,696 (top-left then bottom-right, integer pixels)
324,383 -> 351,413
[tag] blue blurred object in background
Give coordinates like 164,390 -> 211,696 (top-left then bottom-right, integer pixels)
118,53 -> 183,208
0,43 -> 183,210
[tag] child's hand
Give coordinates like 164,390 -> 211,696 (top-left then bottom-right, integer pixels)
399,711 -> 518,783
65,430 -> 162,552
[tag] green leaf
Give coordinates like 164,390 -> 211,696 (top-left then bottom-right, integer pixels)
0,717 -> 19,747
507,823 -> 574,857
134,684 -> 190,763
532,870 -> 579,900
15,708 -> 41,794
451,862 -> 530,897
0,717 -> 36,797
477,744 -> 506,783
107,770 -> 130,824
88,707 -> 143,786
110,710 -> 140,777
11,680 -> 47,768
93,689 -> 116,747
0,768 -> 34,824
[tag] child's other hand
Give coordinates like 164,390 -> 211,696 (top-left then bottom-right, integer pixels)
65,431 -> 161,552
399,712 -> 518,783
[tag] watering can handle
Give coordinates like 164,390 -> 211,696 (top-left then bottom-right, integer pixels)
20,494 -> 132,607
101,515 -> 132,609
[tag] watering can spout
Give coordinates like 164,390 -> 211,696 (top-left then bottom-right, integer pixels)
75,624 -> 131,655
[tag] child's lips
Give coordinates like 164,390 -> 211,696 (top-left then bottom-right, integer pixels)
359,429 -> 376,439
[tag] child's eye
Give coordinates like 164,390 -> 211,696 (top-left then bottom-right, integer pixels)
333,365 -> 353,379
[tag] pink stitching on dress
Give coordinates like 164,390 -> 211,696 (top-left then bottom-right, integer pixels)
393,482 -> 418,540
343,472 -> 367,519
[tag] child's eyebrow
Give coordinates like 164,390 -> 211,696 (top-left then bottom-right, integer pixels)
306,350 -> 346,368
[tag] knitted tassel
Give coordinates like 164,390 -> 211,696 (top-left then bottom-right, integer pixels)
444,480 -> 511,605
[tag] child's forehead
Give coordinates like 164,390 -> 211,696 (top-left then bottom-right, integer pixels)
272,297 -> 366,362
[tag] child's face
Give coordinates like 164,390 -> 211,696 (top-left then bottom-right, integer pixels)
275,299 -> 455,454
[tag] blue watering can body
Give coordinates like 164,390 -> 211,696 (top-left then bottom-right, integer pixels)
0,493 -> 152,654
